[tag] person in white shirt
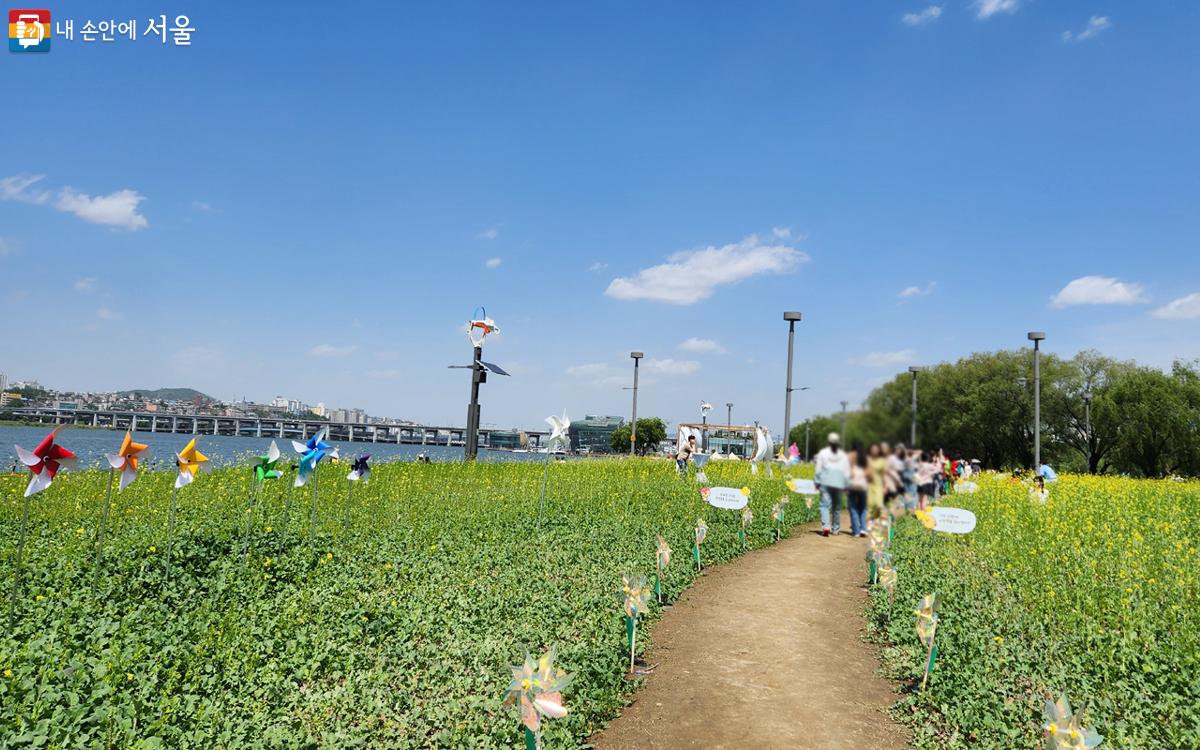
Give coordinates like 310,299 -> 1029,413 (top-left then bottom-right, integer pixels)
813,432 -> 850,536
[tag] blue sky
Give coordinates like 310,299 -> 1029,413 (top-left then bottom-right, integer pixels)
2,1 -> 1197,433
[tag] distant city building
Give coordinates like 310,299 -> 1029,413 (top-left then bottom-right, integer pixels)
708,428 -> 754,457
54,399 -> 80,411
488,430 -> 523,450
270,396 -> 289,409
0,372 -> 7,394
568,415 -> 625,453
311,402 -> 326,417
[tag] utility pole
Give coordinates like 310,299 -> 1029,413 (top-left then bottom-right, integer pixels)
804,420 -> 810,461
840,400 -> 849,443
782,311 -> 802,447
726,402 -> 733,427
908,366 -> 923,448
1028,331 -> 1046,470
629,352 -> 643,455
1083,387 -> 1092,473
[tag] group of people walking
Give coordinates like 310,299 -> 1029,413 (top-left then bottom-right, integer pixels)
812,432 -> 961,537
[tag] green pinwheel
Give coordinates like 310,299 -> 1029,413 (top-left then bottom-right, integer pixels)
1043,693 -> 1104,749
242,441 -> 283,565
915,592 -> 940,690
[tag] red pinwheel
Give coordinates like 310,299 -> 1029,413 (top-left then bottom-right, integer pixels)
15,428 -> 77,497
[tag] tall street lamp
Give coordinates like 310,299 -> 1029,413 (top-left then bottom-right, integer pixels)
1028,331 -> 1046,470
449,308 -> 509,461
908,366 -> 923,447
629,352 -> 643,455
804,420 -> 811,461
840,400 -> 849,443
782,312 -> 802,448
700,401 -> 712,453
726,402 -> 733,426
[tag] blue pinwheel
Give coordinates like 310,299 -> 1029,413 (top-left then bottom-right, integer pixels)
291,427 -> 339,549
292,427 -> 338,487
347,454 -> 371,483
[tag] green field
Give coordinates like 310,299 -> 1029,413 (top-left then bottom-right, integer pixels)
872,474 -> 1200,749
0,459 -> 813,749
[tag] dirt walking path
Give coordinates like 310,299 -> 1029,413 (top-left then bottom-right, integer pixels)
592,513 -> 909,750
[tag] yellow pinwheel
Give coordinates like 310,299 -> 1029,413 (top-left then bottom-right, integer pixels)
1043,693 -> 1104,750
175,438 -> 209,489
504,647 -> 571,750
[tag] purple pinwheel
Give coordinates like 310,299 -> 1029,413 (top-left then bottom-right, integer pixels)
348,454 -> 371,482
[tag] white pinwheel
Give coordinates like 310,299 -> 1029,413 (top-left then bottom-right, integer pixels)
545,412 -> 571,451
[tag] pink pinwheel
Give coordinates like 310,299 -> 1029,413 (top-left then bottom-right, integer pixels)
15,428 -> 76,497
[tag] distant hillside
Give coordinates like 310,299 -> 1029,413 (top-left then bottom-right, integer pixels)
115,388 -> 214,402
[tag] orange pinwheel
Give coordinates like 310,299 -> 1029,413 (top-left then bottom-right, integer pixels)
105,431 -> 150,491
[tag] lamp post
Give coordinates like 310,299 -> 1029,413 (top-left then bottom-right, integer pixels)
629,352 -> 643,455
451,308 -> 509,461
804,420 -> 811,461
1083,387 -> 1092,473
700,402 -> 712,453
782,311 -> 802,448
726,402 -> 733,427
1028,331 -> 1046,470
840,400 -> 849,443
908,366 -> 923,448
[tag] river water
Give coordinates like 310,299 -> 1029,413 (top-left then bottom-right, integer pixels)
1,425 -> 544,471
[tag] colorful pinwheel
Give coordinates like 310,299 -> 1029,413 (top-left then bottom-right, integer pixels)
915,592 -> 940,690
105,431 -> 149,491
347,454 -> 370,482
740,505 -> 753,548
654,535 -> 672,602
537,412 -> 570,530
292,427 -> 337,487
504,647 -> 572,750
15,427 -> 76,497
620,573 -> 653,672
1043,693 -> 1104,750
694,518 -> 708,571
254,441 -> 284,482
174,438 -> 209,489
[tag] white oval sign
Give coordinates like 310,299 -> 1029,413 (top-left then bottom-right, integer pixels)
786,478 -> 819,495
705,486 -> 749,510
929,507 -> 976,534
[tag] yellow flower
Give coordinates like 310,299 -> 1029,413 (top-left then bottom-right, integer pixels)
265,526 -> 273,533
325,552 -> 333,560
75,527 -> 85,536
740,486 -> 750,496
384,562 -> 393,571
263,558 -> 272,568
126,672 -> 133,682
429,544 -> 438,553
994,635 -> 1003,643
148,546 -> 157,553
35,595 -> 45,602
3,668 -> 12,678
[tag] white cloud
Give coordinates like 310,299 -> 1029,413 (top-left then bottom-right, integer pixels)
644,358 -> 700,375
1062,16 -> 1111,43
1051,276 -> 1147,308
975,0 -> 1019,20
74,277 -> 97,292
850,349 -> 917,368
484,257 -> 502,269
605,234 -> 807,305
477,226 -> 500,240
902,5 -> 943,26
678,337 -> 726,354
308,344 -> 359,357
565,363 -> 610,378
169,345 -> 226,374
899,281 -> 937,298
96,307 -> 123,321
588,261 -> 609,272
0,174 -> 147,229
771,226 -> 791,239
1151,293 -> 1200,321
564,362 -> 628,388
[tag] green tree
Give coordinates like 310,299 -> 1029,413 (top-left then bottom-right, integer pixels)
610,417 -> 668,455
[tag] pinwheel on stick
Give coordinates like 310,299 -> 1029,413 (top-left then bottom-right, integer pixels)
654,535 -> 671,604
914,592 -> 940,690
740,505 -> 753,549
1043,693 -> 1104,750
620,573 -> 653,674
504,647 -> 572,750
343,454 -> 370,540
11,428 -> 76,625
770,502 -> 783,541
166,438 -> 209,581
693,518 -> 708,571
95,431 -> 149,575
241,441 -> 283,565
292,427 -> 338,550
537,412 -> 569,531
878,562 -> 898,620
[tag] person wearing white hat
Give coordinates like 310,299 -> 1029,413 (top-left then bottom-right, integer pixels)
813,432 -> 850,536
